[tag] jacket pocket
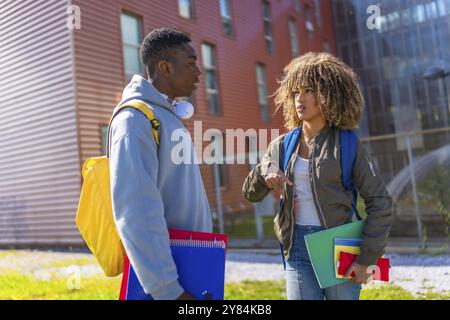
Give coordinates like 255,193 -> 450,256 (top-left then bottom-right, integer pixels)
317,159 -> 341,184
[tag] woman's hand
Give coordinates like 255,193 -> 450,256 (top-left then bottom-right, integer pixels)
264,171 -> 293,190
345,262 -> 371,284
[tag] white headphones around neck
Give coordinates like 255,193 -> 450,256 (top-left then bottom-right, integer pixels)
173,100 -> 195,120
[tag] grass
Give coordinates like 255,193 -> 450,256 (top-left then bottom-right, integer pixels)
0,273 -> 122,300
43,257 -> 96,269
225,280 -> 286,300
0,273 -> 448,300
223,215 -> 275,239
0,250 -> 15,259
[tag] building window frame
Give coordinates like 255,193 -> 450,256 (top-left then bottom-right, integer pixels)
220,0 -> 234,36
293,0 -> 301,14
120,11 -> 144,82
313,0 -> 322,28
304,4 -> 314,39
288,17 -> 300,58
262,0 -> 274,54
178,0 -> 195,19
201,42 -> 221,115
256,63 -> 270,123
101,125 -> 108,155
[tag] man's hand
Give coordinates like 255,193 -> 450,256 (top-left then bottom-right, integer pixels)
345,262 -> 371,284
264,171 -> 293,190
176,292 -> 196,300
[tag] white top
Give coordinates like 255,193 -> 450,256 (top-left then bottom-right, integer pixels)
293,157 -> 322,226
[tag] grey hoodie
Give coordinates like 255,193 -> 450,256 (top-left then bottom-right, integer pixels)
109,75 -> 212,300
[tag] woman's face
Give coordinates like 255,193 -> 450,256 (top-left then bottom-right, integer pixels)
294,87 -> 324,123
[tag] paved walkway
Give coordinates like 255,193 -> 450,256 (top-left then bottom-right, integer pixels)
228,237 -> 450,254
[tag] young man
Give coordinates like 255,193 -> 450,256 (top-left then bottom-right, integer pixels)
109,27 -> 211,300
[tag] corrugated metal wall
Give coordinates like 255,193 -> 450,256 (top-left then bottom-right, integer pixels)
0,0 -> 82,245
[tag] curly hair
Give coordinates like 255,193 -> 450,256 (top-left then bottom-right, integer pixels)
274,52 -> 364,130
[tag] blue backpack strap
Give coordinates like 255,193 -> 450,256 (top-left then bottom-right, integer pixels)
279,127 -> 302,270
279,127 -> 302,213
282,127 -> 302,173
339,129 -> 362,221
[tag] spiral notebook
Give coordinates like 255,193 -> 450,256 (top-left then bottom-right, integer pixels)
119,229 -> 227,300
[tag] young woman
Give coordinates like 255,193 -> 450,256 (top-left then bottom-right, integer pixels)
242,52 -> 393,300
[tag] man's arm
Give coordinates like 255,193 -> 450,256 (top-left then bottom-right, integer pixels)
109,109 -> 184,300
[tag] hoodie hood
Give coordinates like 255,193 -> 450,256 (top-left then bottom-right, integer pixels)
114,74 -> 175,115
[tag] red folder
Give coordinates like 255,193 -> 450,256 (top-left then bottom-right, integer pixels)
338,251 -> 390,282
119,229 -> 227,300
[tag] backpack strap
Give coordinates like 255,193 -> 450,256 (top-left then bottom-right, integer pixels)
282,127 -> 302,173
278,127 -> 302,270
339,129 -> 362,221
279,127 -> 302,212
106,99 -> 160,157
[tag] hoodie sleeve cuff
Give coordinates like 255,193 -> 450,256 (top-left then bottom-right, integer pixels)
150,280 -> 184,300
355,250 -> 379,267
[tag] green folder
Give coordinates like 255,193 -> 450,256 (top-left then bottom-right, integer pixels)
304,220 -> 365,289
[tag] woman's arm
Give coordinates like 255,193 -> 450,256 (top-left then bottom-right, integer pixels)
353,139 -> 394,267
242,137 -> 286,202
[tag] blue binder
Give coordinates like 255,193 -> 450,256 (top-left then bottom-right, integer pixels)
120,234 -> 227,300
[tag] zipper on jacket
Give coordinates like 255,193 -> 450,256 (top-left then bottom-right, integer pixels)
286,151 -> 298,259
310,142 -> 329,229
366,155 -> 376,177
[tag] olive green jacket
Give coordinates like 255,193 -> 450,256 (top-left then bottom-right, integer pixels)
242,125 -> 394,266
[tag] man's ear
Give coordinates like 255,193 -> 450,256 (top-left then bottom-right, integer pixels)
157,60 -> 174,77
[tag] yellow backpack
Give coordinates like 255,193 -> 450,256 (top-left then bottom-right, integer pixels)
76,99 -> 160,277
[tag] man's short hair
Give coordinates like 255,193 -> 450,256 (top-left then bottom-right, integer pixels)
140,27 -> 191,77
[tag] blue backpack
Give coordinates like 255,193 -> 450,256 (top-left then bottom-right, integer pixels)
278,127 -> 361,267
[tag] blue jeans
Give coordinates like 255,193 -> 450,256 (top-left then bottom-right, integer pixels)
285,224 -> 361,300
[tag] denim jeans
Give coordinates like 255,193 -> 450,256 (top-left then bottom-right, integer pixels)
285,224 -> 361,300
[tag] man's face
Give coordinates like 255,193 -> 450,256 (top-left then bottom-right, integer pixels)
168,42 -> 201,98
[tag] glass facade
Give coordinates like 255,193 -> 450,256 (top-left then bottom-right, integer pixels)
332,0 -> 450,139
332,0 -> 450,237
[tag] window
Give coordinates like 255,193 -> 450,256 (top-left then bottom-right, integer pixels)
313,0 -> 321,28
202,43 -> 220,114
293,0 -> 301,13
120,12 -> 144,82
101,125 -> 108,155
211,135 -> 227,188
288,18 -> 299,58
323,40 -> 331,52
437,0 -> 447,17
179,0 -> 193,19
256,63 -> 270,122
304,4 -> 314,39
262,1 -> 274,54
220,0 -> 233,35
